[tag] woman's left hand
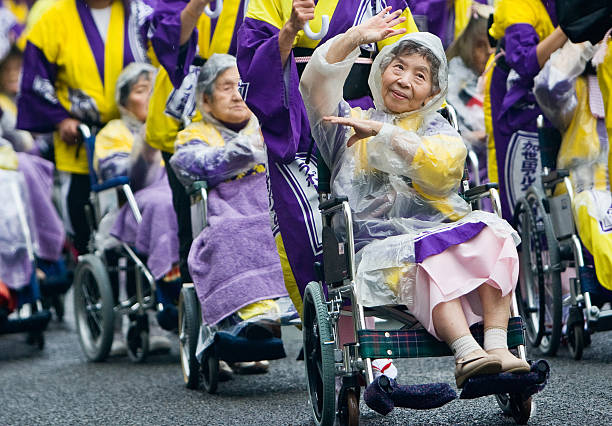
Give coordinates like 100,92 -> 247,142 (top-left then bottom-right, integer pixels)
353,7 -> 407,45
323,116 -> 383,147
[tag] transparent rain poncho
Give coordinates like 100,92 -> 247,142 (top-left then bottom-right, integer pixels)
300,32 -> 519,307
0,164 -> 38,290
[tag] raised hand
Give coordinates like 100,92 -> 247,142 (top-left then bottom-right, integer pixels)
287,0 -> 316,34
354,7 -> 407,45
323,116 -> 383,147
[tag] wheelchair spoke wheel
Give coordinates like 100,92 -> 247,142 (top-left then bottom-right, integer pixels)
73,254 -> 114,362
303,282 -> 336,426
515,192 -> 562,355
179,286 -> 201,389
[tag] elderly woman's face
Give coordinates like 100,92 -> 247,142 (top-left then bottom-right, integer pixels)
202,67 -> 250,124
125,74 -> 152,122
380,54 -> 437,114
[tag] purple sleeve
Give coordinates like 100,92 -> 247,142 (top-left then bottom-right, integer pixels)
170,138 -> 257,187
150,0 -> 199,88
504,23 -> 541,79
236,18 -> 309,164
16,41 -> 70,133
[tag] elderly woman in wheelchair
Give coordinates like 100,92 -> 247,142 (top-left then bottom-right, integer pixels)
298,9 -> 548,425
170,54 -> 292,385
72,63 -> 180,361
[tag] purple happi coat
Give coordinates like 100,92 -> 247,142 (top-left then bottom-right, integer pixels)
488,0 -> 558,220
236,0 -> 417,309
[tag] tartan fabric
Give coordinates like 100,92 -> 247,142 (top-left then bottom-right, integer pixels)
358,317 -> 525,359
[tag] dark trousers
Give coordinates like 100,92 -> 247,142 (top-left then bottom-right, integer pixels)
162,151 -> 193,282
67,173 -> 92,255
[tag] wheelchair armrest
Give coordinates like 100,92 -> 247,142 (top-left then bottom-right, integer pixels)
319,196 -> 348,211
541,169 -> 569,187
187,180 -> 208,196
463,182 -> 499,202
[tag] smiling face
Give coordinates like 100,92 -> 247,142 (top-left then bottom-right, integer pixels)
124,73 -> 152,122
201,67 -> 251,124
380,53 -> 439,114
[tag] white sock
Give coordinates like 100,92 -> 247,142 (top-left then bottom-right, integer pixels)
450,334 -> 481,360
484,327 -> 508,351
372,358 -> 398,379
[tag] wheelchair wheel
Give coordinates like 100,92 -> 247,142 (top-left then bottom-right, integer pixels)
73,254 -> 114,362
568,323 -> 584,360
127,314 -> 149,363
179,286 -> 201,389
515,192 -> 562,355
199,347 -> 219,394
496,394 -> 532,424
303,282 -> 336,426
338,388 -> 360,426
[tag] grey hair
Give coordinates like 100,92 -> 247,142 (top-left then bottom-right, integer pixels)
196,53 -> 237,98
379,39 -> 441,95
115,62 -> 156,108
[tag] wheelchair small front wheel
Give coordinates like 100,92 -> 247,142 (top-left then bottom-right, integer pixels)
568,323 -> 584,360
510,395 -> 532,425
303,282 -> 336,426
73,254 -> 114,362
179,286 -> 201,389
199,349 -> 219,394
127,314 -> 149,363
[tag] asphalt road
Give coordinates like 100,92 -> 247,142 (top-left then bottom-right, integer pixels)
1,291 -> 611,425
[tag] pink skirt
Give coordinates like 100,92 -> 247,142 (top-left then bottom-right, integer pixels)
411,226 -> 519,340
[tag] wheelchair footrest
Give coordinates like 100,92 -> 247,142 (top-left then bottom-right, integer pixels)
0,310 -> 51,334
358,317 -> 525,359
212,332 -> 286,363
459,359 -> 550,400
364,376 -> 457,415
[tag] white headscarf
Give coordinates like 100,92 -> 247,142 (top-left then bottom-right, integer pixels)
368,32 -> 448,118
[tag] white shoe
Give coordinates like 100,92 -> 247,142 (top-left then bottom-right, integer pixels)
110,336 -> 127,357
149,335 -> 171,354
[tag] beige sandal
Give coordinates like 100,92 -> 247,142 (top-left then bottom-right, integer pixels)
455,349 -> 502,388
487,349 -> 531,374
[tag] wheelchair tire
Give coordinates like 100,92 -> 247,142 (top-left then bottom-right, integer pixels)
179,286 -> 201,389
568,323 -> 584,360
303,282 -> 336,426
73,254 -> 115,362
515,191 -> 562,356
200,348 -> 219,394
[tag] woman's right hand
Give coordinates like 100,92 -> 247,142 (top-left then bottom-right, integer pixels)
286,0 -> 315,35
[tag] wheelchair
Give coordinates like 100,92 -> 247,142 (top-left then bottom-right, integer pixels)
72,124 -> 161,363
302,106 -> 541,425
513,116 -> 612,360
0,169 -> 51,349
177,180 -> 299,393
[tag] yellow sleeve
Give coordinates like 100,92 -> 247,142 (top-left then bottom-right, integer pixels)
245,0 -> 285,29
411,134 -> 467,196
24,1 -> 63,63
489,0 -> 544,40
94,120 -> 134,173
377,7 -> 420,49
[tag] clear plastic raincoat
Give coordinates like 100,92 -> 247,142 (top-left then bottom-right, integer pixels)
300,32 -> 519,313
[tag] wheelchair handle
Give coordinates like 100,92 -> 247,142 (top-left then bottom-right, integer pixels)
303,15 -> 330,40
204,0 -> 222,19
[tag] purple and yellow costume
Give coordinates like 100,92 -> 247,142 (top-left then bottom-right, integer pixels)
236,0 -> 418,315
